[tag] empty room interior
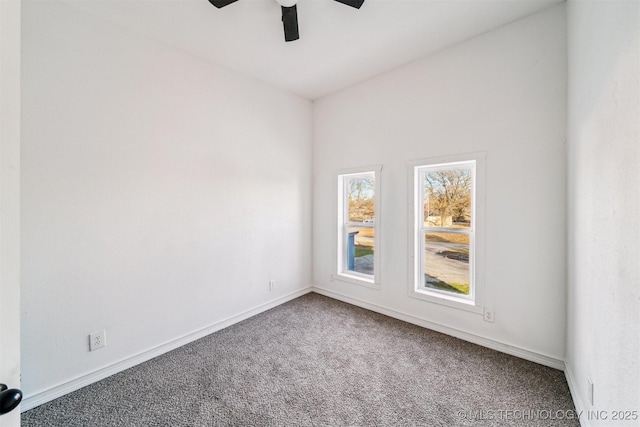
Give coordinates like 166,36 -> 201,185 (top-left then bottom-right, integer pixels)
1,0 -> 638,425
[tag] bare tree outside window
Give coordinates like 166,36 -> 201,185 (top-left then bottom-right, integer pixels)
347,177 -> 375,222
424,169 -> 472,228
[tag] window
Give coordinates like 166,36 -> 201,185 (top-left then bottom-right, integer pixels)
409,154 -> 484,311
336,166 -> 381,288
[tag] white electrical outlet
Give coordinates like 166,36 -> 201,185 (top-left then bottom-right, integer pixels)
483,309 -> 495,323
269,279 -> 276,291
89,330 -> 106,351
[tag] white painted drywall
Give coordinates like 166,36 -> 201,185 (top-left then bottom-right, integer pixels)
313,6 -> 567,361
566,0 -> 640,421
21,1 -> 312,399
0,0 -> 22,424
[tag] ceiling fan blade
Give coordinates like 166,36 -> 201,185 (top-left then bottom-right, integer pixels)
208,0 -> 239,9
333,0 -> 365,9
281,5 -> 299,42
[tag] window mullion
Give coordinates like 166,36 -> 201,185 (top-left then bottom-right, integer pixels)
422,227 -> 472,234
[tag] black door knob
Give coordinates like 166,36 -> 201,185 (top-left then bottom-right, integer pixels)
0,383 -> 22,415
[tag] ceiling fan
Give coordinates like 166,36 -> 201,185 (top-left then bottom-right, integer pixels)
208,0 -> 365,42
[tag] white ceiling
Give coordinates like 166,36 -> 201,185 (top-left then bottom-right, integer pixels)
61,0 -> 562,99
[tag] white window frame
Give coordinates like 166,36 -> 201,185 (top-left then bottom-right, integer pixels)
407,153 -> 485,313
334,165 -> 382,289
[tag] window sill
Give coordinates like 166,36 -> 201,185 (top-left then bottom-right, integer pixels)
332,273 -> 380,290
409,287 -> 483,314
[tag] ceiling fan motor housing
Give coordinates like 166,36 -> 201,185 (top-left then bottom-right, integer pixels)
208,0 -> 365,42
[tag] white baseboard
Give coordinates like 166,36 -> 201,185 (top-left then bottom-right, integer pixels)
21,286 -> 313,412
312,286 -> 565,371
564,361 -> 590,427
22,285 -> 568,412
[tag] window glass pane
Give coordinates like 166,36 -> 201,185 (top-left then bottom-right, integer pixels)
423,167 -> 472,229
346,175 -> 375,223
346,225 -> 374,275
424,232 -> 470,295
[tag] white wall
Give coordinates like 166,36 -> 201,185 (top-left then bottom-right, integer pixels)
313,6 -> 567,364
21,0 -> 312,403
0,0 -> 22,424
566,0 -> 639,423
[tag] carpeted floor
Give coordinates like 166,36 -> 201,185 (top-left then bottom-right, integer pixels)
22,293 -> 579,426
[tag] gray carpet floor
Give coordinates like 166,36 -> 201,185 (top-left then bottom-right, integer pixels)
22,293 -> 579,426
